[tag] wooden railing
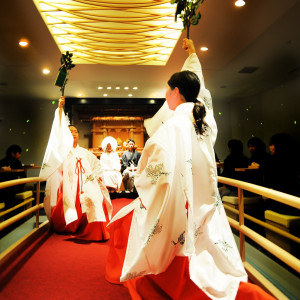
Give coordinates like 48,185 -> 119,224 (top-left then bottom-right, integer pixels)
0,176 -> 299,299
0,177 -> 45,231
0,177 -> 49,264
218,176 -> 299,299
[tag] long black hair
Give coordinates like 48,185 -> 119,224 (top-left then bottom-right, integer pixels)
168,70 -> 207,135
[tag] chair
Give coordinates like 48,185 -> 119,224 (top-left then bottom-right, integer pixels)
264,210 -> 300,256
222,195 -> 264,235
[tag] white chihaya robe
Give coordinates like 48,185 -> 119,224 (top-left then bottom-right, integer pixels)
100,152 -> 123,190
40,109 -> 112,226
108,53 -> 247,300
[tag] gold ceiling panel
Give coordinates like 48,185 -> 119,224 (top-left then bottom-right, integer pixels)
33,0 -> 182,65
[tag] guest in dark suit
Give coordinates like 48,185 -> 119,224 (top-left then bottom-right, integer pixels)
121,139 -> 141,192
264,133 -> 299,215
0,145 -> 26,208
220,139 -> 250,197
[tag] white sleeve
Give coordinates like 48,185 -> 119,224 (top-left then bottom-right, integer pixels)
87,150 -> 105,181
182,53 -> 213,112
39,108 -> 73,180
144,101 -> 173,137
112,152 -> 121,171
86,150 -> 112,216
144,53 -> 213,138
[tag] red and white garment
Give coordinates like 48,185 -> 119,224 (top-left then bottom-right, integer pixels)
106,53 -> 249,300
40,109 -> 112,240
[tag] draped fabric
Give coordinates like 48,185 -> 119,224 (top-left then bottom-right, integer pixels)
100,152 -> 123,190
106,53 -> 248,300
144,53 -> 213,137
106,212 -> 274,300
40,108 -> 112,240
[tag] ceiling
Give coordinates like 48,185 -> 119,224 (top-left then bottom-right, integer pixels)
0,0 -> 300,103
31,0 -> 182,66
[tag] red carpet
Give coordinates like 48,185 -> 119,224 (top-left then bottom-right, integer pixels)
0,198 -> 133,300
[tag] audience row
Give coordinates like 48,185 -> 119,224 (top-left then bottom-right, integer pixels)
218,134 -> 299,215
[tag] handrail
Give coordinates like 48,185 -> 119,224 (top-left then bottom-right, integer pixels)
218,175 -> 299,275
0,177 -> 42,189
0,203 -> 44,231
228,216 -> 300,273
223,203 -> 300,243
0,175 -> 299,298
0,177 -> 45,231
0,197 -> 35,217
218,176 -> 300,209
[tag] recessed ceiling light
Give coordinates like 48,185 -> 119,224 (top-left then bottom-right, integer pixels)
235,0 -> 245,7
42,68 -> 50,74
133,87 -> 138,90
128,94 -> 133,97
98,86 -> 103,90
107,86 -> 111,90
78,93 -> 82,97
19,39 -> 29,47
104,94 -> 108,97
115,86 -> 120,90
200,47 -> 208,51
124,87 -> 129,90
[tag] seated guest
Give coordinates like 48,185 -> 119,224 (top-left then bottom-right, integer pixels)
248,137 -> 271,168
100,136 -> 123,193
0,144 -> 26,179
0,145 -> 26,208
220,139 -> 250,197
247,137 -> 271,186
40,97 -> 112,241
264,133 -> 300,215
121,139 -> 141,192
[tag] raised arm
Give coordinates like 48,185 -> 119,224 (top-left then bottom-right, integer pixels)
39,96 -> 73,180
183,38 -> 196,56
181,39 -> 213,112
58,96 -> 65,124
144,38 -> 213,137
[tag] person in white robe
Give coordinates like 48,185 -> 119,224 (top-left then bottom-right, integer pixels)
100,136 -> 123,192
40,97 -> 112,240
105,39 -> 262,300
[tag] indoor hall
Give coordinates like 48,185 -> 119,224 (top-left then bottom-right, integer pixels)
0,0 -> 299,299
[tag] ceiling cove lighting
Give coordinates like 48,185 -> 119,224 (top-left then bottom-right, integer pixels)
235,0 -> 245,7
32,0 -> 182,66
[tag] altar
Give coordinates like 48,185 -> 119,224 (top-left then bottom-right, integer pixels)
90,116 -> 145,156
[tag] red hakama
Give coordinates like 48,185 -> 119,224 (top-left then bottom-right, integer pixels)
105,212 -> 275,300
50,181 -> 110,241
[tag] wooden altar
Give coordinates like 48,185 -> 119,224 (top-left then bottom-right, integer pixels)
91,116 -> 145,150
